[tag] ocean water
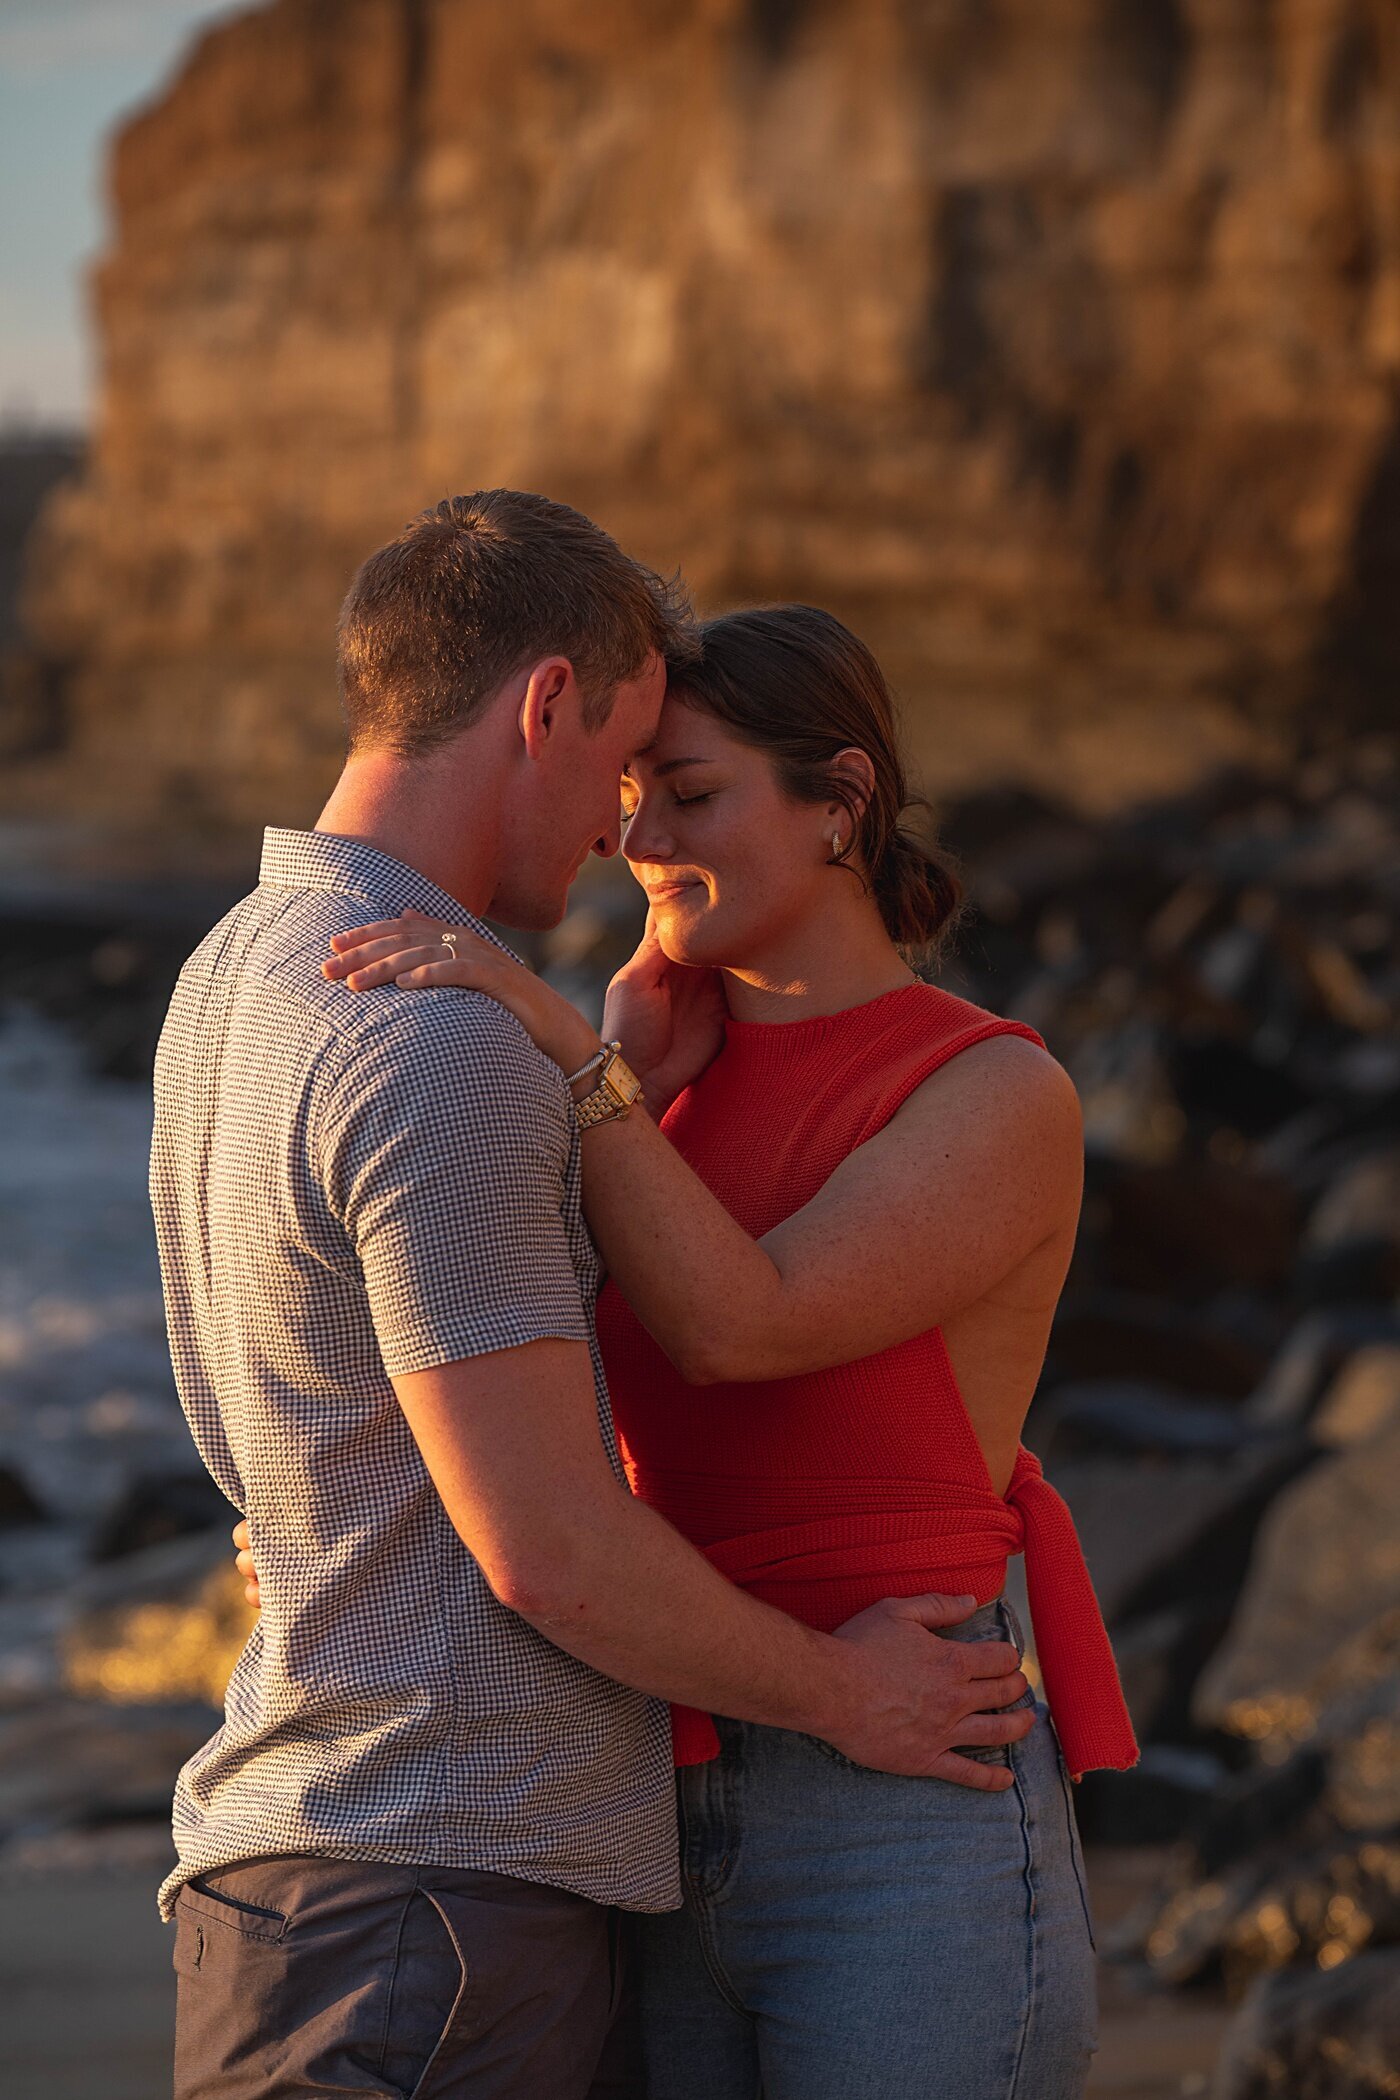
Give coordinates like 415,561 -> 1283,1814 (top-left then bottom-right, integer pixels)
0,1004 -> 197,1693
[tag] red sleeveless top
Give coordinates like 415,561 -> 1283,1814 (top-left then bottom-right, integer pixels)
595,981 -> 1138,1780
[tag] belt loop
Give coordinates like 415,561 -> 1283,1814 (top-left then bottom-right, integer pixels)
997,1595 -> 1025,1659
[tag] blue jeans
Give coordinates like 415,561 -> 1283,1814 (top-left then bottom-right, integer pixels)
635,1598 -> 1098,2099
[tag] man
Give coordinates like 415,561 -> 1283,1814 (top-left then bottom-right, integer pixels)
152,489 -> 1032,2098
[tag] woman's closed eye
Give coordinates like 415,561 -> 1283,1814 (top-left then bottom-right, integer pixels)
620,790 -> 716,825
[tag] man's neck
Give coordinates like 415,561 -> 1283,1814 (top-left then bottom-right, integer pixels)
315,749 -> 500,919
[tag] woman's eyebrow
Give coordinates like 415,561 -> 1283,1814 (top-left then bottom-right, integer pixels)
649,757 -> 716,779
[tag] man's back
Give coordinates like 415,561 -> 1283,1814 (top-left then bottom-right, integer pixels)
151,828 -> 676,1921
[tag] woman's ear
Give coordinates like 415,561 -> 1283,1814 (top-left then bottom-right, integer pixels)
828,747 -> 876,831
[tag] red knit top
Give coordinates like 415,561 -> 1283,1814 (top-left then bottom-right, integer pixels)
595,980 -> 1139,1780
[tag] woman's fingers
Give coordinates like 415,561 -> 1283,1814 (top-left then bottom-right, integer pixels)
231,1518 -> 261,1607
325,935 -> 420,979
327,930 -> 473,978
329,916 -> 422,953
339,944 -> 446,989
327,916 -> 493,973
391,959 -> 493,988
331,942 -> 505,992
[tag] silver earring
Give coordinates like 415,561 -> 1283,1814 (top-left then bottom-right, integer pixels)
830,831 -> 846,861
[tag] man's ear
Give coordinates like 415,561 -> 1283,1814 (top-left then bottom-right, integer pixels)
518,658 -> 575,760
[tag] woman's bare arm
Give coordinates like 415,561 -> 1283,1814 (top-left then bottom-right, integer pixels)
322,916 -> 1084,1386
570,1032 -> 1083,1384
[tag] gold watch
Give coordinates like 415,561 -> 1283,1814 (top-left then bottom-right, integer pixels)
571,1041 -> 643,1129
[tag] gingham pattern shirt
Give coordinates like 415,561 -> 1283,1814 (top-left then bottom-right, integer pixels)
150,828 -> 679,1921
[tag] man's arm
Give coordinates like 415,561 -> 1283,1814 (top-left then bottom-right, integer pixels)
392,1336 -> 1033,1785
318,993 -> 1032,1784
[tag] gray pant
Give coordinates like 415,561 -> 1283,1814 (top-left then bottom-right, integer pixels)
172,1855 -> 641,2098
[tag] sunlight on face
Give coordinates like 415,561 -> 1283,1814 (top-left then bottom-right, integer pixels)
495,653 -> 666,931
620,696 -> 833,967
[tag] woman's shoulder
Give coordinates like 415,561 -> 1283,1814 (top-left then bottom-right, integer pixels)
909,977 -> 1047,1048
873,983 -> 1072,1130
862,980 -> 1050,1076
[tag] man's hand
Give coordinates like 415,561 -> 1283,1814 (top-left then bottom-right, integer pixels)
823,1592 -> 1034,1789
230,1524 -> 1032,1787
233,1518 -> 260,1607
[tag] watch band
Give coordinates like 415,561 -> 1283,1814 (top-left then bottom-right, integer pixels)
573,1041 -> 643,1129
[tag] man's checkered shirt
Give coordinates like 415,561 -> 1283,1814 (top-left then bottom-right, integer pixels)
150,829 -> 680,1921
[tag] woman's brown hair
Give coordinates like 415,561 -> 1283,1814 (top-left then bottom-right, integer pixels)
670,605 -> 966,960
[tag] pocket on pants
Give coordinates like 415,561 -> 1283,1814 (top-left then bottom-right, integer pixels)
381,1888 -> 470,2100
173,1875 -> 289,1984
181,1876 -> 288,1942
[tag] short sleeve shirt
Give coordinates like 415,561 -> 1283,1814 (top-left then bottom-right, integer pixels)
150,828 -> 679,1920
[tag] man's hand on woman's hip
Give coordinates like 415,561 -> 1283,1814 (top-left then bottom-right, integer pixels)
821,1591 -> 1034,1789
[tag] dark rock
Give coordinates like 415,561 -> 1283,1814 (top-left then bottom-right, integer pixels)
1311,1343 -> 1400,1449
0,1698 -> 215,1837
1100,1156 -> 1301,1295
62,1527 -> 253,1708
1106,1597 -> 1248,1746
1034,1382 -> 1273,1465
1244,1310 -> 1400,1433
1047,1289 -> 1280,1397
1221,1832 -> 1400,1993
1073,1743 -> 1227,1846
1193,1418 -> 1400,1747
88,1469 -> 238,1562
1164,1031 -> 1315,1141
1213,1947 -> 1400,2100
1294,1231 -> 1400,1307
1142,1829 -> 1400,1990
1053,1439 -> 1315,1629
1324,1670 -> 1400,1835
1304,1145 -> 1400,1253
1189,1752 -> 1330,1881
0,1465 -> 44,1529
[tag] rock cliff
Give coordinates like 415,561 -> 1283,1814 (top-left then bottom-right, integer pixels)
6,0 -> 1399,830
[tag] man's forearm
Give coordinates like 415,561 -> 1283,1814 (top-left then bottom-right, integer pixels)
505,1485 -> 857,1737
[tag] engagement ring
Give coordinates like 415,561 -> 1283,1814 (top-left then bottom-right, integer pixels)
441,929 -> 458,959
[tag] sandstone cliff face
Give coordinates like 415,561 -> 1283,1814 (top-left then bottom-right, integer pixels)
8,0 -> 1400,829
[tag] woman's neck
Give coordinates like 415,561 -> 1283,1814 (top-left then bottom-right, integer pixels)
721,903 -> 918,1025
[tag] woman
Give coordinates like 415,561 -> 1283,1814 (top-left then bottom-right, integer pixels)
242,606 -> 1135,2096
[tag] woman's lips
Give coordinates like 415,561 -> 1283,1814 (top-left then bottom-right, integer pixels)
646,879 -> 702,903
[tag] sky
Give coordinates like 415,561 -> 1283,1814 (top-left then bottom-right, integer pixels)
0,0 -> 245,427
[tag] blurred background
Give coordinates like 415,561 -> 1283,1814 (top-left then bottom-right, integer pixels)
1,2 -> 1398,2094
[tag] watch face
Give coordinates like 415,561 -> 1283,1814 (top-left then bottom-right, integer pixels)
604,1057 -> 643,1107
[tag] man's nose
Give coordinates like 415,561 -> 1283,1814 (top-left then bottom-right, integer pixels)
591,810 -> 622,861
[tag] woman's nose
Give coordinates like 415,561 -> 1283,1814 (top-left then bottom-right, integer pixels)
621,809 -> 674,866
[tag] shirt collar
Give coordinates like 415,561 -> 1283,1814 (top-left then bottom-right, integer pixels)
258,827 -> 521,961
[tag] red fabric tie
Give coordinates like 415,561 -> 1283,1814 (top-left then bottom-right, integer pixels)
669,1444 -> 1139,1780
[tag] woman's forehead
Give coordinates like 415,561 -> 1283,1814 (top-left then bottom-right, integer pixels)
629,695 -> 736,771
